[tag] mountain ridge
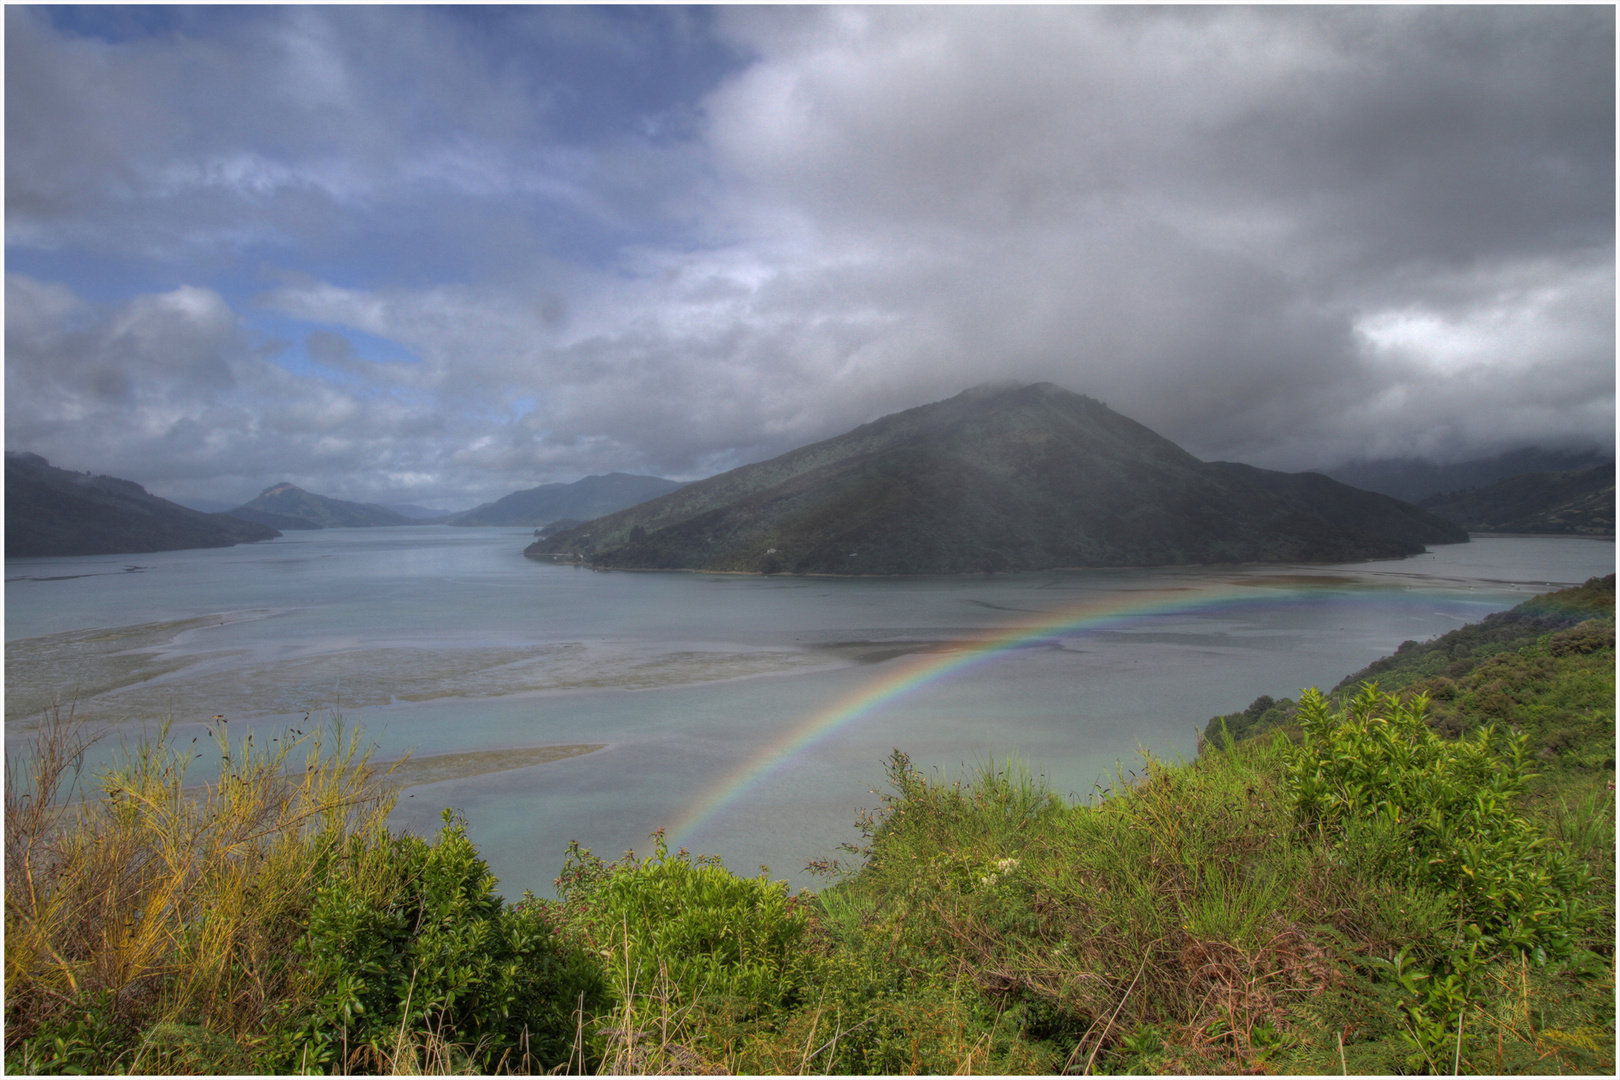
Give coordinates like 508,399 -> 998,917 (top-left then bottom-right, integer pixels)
1318,447 -> 1613,504
1208,461 -> 1467,548
530,383 -> 1462,575
5,452 -> 280,557
1418,464 -> 1615,536
450,473 -> 683,527
225,483 -> 417,530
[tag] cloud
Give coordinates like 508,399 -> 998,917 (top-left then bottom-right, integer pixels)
691,6 -> 1613,464
5,7 -> 1612,504
4,274 -> 462,502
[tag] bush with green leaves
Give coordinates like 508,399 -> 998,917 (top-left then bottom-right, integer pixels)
280,810 -> 599,1074
1286,683 -> 1592,964
556,829 -> 814,1011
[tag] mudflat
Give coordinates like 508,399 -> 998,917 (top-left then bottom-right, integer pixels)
382,744 -> 605,789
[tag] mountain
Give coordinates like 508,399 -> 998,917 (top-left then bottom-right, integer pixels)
1418,464 -> 1615,535
5,451 -> 279,557
1318,447 -> 1612,504
1208,462 -> 1468,548
225,483 -> 417,530
450,473 -> 684,527
528,383 -> 1461,575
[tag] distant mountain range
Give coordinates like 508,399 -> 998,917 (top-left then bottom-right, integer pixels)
1418,464 -> 1614,536
17,393 -> 1598,564
225,483 -> 419,530
1318,447 -> 1612,504
529,383 -> 1466,575
5,452 -> 279,557
450,473 -> 683,527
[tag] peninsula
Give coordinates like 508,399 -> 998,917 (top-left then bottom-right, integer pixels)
529,382 -> 1466,574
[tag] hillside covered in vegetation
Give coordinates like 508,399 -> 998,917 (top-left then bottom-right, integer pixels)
531,383 -> 1463,575
225,483 -> 418,530
1418,464 -> 1615,536
1320,447 -> 1612,506
451,473 -> 682,527
1205,574 -> 1615,757
7,578 -> 1613,1074
5,451 -> 280,557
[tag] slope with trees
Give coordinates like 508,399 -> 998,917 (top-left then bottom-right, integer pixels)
451,473 -> 682,527
532,383 -> 1463,575
1320,446 -> 1613,504
225,483 -> 417,530
1204,574 -> 1616,767
1418,463 -> 1615,535
1209,460 -> 1467,548
5,452 -> 279,557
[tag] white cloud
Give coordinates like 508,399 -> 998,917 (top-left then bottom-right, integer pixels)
5,7 -> 1612,504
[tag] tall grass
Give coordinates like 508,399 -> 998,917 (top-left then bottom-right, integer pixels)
5,707 -> 396,1073
814,742 -> 1351,1072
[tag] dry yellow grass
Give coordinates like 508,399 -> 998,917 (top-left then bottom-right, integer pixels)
5,705 -> 397,1065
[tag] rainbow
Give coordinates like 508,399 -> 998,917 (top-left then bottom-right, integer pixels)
669,578 -> 1328,846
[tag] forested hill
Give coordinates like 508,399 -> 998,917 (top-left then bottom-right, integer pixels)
1418,463 -> 1615,536
451,473 -> 682,527
531,382 -> 1462,575
225,483 -> 416,530
1319,446 -> 1613,504
1208,461 -> 1466,548
5,451 -> 279,557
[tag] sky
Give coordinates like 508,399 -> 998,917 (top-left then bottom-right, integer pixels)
5,5 -> 1614,510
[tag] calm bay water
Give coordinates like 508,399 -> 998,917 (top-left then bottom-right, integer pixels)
6,528 -> 1612,896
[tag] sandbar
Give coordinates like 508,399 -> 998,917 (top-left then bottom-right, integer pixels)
381,744 -> 605,788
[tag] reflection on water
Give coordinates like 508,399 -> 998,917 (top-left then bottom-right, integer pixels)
6,528 -> 1612,896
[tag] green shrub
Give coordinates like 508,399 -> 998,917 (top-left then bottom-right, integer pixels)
281,810 -> 597,1074
550,831 -> 820,1072
556,830 -> 813,1011
1287,683 -> 1592,964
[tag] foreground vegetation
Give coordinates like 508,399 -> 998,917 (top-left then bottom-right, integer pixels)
7,578 -> 1613,1074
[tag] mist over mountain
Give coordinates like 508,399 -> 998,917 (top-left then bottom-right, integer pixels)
531,383 -> 1461,575
451,474 -> 683,528
225,484 -> 417,531
5,451 -> 279,557
1318,448 -> 1614,505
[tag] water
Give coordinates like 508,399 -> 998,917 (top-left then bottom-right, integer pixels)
6,528 -> 1612,896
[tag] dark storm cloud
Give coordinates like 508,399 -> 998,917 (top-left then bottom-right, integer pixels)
5,6 -> 1612,504
698,5 -> 1613,466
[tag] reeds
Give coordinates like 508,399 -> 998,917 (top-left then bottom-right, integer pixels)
5,705 -> 397,1071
